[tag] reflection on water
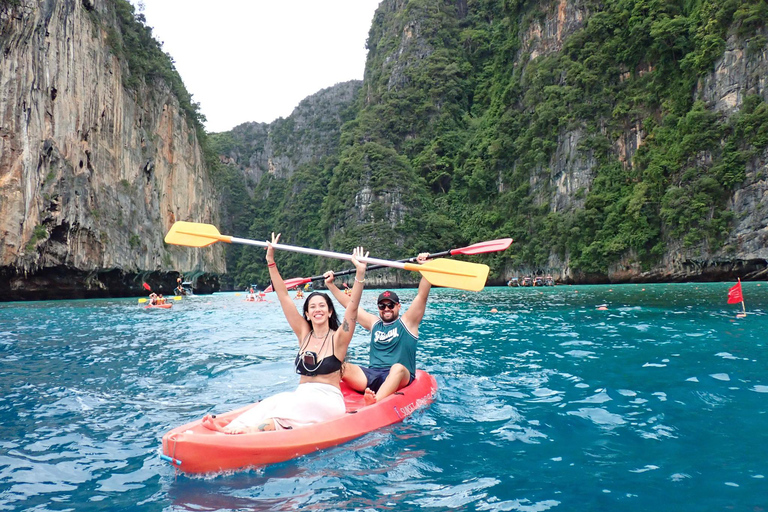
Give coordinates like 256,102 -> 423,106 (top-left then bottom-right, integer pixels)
1,283 -> 767,511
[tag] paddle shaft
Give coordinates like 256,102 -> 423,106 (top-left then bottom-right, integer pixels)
280,237 -> 513,285
304,251 -> 451,282
227,237 -> 478,278
229,236 -> 411,270
297,237 -> 511,282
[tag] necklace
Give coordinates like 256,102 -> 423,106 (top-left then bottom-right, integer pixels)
309,329 -> 331,357
297,329 -> 332,375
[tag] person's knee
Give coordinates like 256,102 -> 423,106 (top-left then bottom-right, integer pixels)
390,364 -> 410,386
343,362 -> 362,380
342,363 -> 367,390
391,363 -> 408,377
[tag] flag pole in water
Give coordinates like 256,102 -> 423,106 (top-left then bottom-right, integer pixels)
727,278 -> 747,318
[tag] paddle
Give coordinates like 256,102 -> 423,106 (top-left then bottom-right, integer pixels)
138,283 -> 180,302
271,237 -> 513,291
138,282 -> 152,303
164,221 -> 490,292
139,296 -> 180,303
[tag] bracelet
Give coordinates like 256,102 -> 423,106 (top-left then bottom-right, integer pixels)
354,277 -> 365,283
267,262 -> 276,268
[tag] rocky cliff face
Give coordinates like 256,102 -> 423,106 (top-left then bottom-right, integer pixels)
219,81 -> 361,185
520,3 -> 768,283
234,0 -> 766,286
700,31 -> 768,279
597,30 -> 768,283
0,0 -> 224,300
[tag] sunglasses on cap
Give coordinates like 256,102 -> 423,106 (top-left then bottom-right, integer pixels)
378,302 -> 397,310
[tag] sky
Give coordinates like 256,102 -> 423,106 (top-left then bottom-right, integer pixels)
135,1 -> 382,132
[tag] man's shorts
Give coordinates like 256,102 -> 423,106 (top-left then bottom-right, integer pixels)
360,366 -> 414,392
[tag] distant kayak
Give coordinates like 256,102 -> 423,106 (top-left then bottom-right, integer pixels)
144,303 -> 172,310
161,369 -> 437,474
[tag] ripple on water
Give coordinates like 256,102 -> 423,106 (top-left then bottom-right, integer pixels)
564,350 -> 597,358
476,498 -> 562,512
573,390 -> 612,404
566,408 -> 627,428
491,423 -> 548,444
693,391 -> 730,408
638,423 -> 678,440
410,476 -> 499,509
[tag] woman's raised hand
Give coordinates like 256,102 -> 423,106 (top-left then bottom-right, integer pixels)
266,232 -> 280,264
351,246 -> 368,273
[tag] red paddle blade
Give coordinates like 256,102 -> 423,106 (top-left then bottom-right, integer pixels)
265,277 -> 310,293
143,282 -> 151,291
284,277 -> 310,290
450,238 -> 513,256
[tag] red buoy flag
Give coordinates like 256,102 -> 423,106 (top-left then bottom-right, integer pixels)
727,281 -> 743,304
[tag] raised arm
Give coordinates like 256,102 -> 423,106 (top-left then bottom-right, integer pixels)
333,248 -> 367,355
266,233 -> 310,341
324,271 -> 349,306
324,270 -> 378,331
401,253 -> 432,336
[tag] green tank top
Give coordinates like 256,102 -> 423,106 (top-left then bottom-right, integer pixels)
369,317 -> 418,378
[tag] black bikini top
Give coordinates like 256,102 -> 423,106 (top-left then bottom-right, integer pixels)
295,330 -> 343,376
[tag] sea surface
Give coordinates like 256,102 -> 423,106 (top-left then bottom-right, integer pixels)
1,283 -> 766,511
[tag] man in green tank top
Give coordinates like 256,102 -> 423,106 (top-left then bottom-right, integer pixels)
325,256 -> 432,405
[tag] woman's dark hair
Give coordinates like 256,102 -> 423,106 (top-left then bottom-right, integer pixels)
302,292 -> 340,331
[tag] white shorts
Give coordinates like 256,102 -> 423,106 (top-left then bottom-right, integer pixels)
228,382 -> 345,431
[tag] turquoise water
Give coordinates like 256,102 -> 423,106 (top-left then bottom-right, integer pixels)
1,283 -> 766,511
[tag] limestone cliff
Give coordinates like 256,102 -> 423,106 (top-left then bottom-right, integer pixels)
0,0 -> 224,300
512,1 -> 768,283
216,81 -> 361,186
351,0 -> 768,284
192,0 -> 768,289
205,80 -> 363,289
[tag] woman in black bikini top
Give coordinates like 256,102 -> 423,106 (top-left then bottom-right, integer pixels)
295,329 -> 343,376
202,235 -> 367,434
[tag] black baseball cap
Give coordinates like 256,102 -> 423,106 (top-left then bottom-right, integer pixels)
377,291 -> 400,304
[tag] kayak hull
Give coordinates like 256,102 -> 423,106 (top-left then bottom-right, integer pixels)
144,303 -> 172,309
161,370 -> 437,474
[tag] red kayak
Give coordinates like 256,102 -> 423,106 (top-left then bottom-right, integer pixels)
161,370 -> 437,474
144,303 -> 172,309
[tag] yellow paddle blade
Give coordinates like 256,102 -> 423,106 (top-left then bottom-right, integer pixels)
138,298 -> 148,303
403,258 -> 489,292
164,221 -> 232,247
172,296 -> 182,300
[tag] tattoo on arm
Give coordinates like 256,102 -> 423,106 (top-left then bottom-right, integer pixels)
342,318 -> 350,332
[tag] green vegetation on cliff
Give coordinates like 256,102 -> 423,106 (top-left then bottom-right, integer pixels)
520,0 -> 768,275
101,0 -> 206,137
214,0 -> 768,288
